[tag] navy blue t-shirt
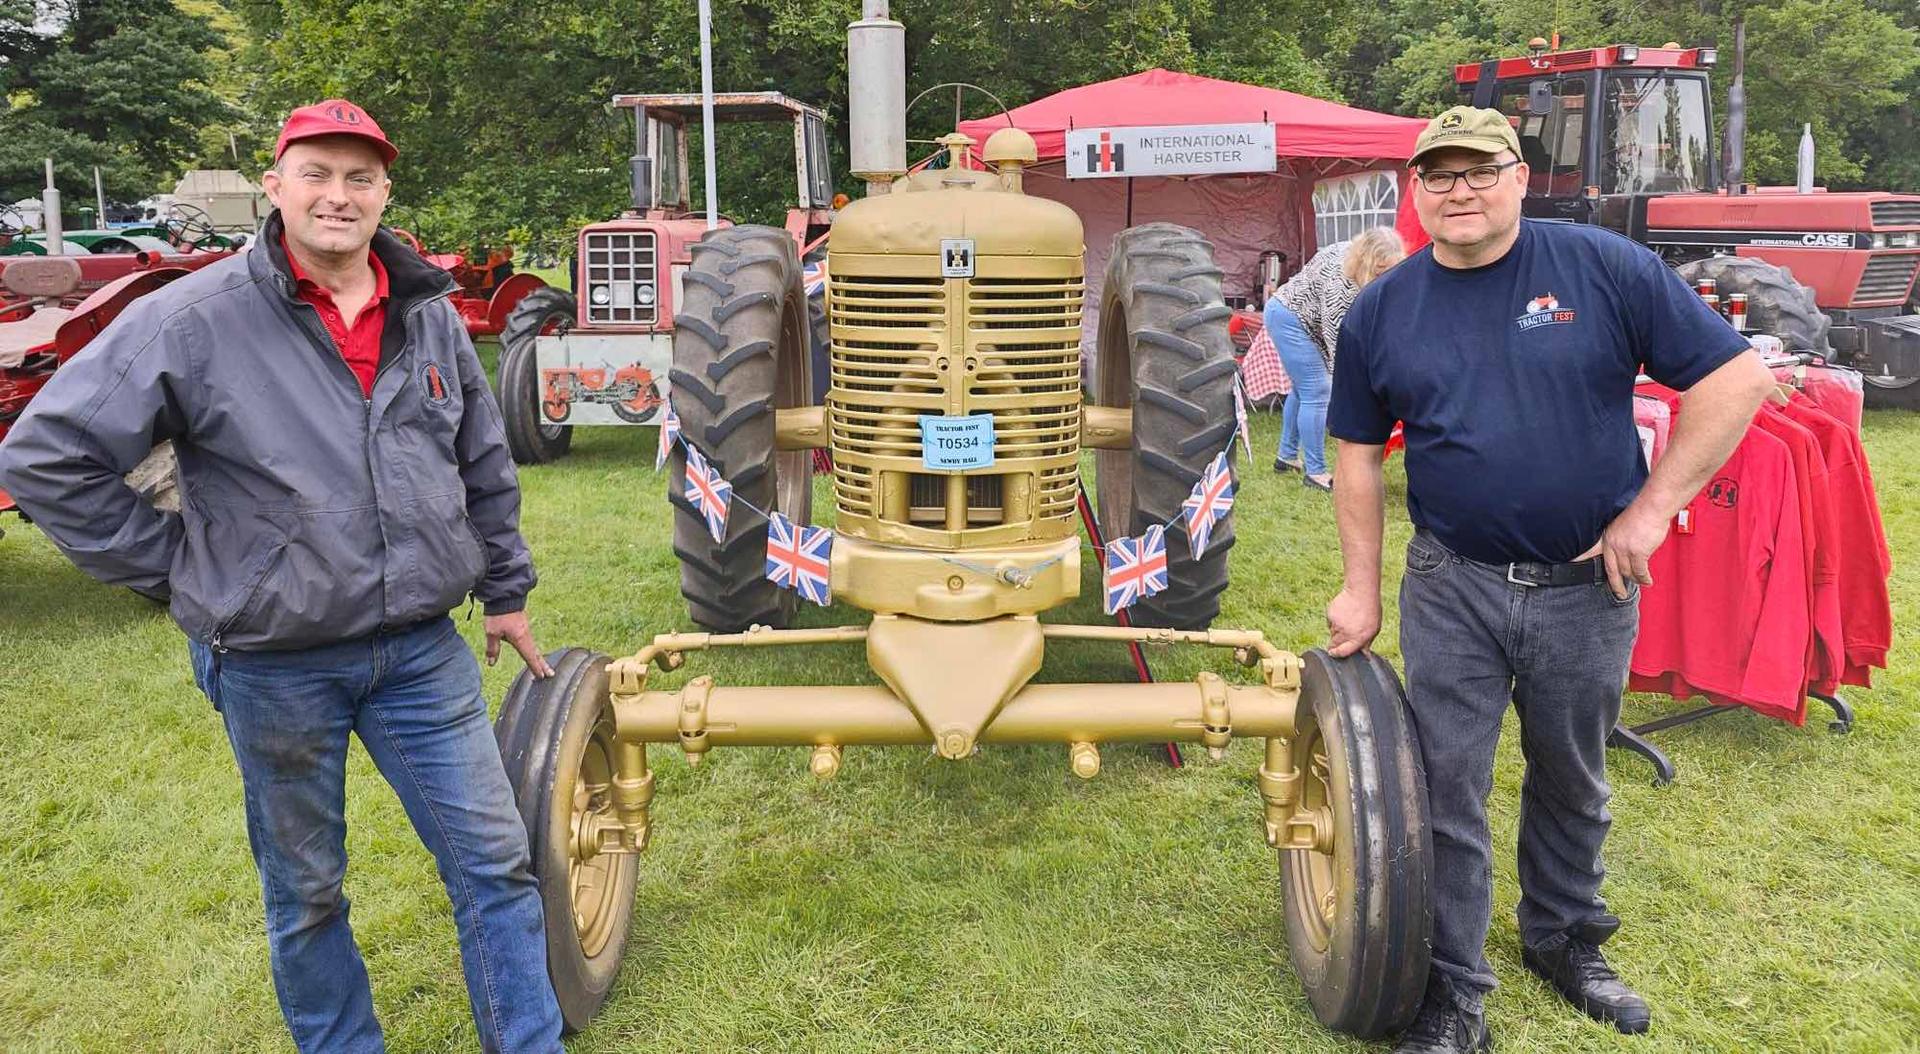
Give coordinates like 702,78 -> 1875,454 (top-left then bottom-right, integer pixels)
1327,220 -> 1751,564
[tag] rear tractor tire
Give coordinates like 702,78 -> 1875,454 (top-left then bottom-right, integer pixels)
494,648 -> 640,1034
1281,648 -> 1433,1038
669,224 -> 814,631
1092,222 -> 1238,630
497,287 -> 577,464
1672,255 -> 1830,356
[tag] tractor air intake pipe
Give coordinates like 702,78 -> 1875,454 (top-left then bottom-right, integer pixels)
628,105 -> 653,213
847,0 -> 905,195
42,158 -> 64,256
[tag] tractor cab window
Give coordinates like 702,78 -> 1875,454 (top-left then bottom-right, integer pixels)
802,113 -> 832,208
1603,74 -> 1711,195
653,119 -> 687,210
1494,77 -> 1587,197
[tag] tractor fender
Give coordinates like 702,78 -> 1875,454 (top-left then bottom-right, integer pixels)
486,272 -> 550,336
54,268 -> 187,362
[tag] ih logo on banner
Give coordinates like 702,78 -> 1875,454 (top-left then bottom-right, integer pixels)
1087,131 -> 1125,174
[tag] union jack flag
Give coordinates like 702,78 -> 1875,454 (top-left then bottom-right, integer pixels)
803,260 -> 827,298
655,403 -> 681,471
1232,378 -> 1252,464
1180,451 -> 1235,559
682,444 -> 732,543
1103,523 -> 1169,615
764,511 -> 833,606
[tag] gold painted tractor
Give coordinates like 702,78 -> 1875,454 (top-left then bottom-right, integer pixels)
493,1 -> 1432,1039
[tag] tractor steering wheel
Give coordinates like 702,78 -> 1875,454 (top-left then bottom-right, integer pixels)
161,203 -> 219,250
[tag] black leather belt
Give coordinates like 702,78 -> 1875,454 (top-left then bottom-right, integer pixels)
1503,557 -> 1606,588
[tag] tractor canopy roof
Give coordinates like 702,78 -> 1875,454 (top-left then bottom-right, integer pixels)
610,91 -> 826,125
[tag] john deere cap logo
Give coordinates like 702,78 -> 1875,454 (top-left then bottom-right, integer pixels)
941,238 -> 975,279
1441,112 -> 1465,129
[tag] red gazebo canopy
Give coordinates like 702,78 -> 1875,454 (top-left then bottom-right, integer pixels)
958,68 -> 1427,164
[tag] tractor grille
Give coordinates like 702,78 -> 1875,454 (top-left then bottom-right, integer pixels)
967,277 -> 1084,522
1870,201 -> 1920,228
1856,254 -> 1920,303
582,230 -> 658,325
826,267 -> 1083,538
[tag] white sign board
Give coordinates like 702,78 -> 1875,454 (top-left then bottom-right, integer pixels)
1065,123 -> 1277,179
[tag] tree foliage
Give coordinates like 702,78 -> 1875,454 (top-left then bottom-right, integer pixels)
9,0 -> 1913,245
1,0 -> 233,211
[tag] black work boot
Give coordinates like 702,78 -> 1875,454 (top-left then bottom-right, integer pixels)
1394,973 -> 1493,1053
1522,915 -> 1652,1035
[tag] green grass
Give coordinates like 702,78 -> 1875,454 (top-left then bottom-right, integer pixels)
2,397 -> 1917,1053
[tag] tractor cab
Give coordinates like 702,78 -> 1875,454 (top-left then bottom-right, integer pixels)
1456,41 -> 1720,231
613,91 -> 834,246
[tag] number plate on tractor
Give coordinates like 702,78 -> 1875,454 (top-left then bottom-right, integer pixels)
919,413 -> 996,470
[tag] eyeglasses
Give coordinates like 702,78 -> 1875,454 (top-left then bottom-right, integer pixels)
1417,160 -> 1521,193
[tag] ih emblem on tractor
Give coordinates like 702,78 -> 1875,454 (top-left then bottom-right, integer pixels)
941,239 -> 975,278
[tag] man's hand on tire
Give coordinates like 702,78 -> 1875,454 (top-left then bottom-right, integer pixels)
1326,586 -> 1382,657
486,610 -> 554,678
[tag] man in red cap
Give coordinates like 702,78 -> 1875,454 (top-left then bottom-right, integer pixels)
0,99 -> 565,1051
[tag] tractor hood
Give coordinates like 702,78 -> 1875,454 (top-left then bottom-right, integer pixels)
1647,191 -> 1920,241
830,167 -> 1083,258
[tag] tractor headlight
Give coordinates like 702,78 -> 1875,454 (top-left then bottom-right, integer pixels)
634,282 -> 656,307
1896,232 -> 1920,248
1697,47 -> 1717,66
1871,233 -> 1888,249
1616,45 -> 1639,63
590,284 -> 612,306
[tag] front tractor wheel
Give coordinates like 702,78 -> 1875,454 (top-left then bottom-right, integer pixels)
498,286 -> 577,464
669,225 -> 813,631
495,648 -> 640,1034
1281,649 -> 1433,1038
1093,222 -> 1238,629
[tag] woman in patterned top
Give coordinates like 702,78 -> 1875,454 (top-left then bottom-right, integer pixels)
1269,226 -> 1406,490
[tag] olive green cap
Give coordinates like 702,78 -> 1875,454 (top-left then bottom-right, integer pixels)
1408,106 -> 1523,167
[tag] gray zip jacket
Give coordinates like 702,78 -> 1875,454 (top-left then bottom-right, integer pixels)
0,211 -> 535,650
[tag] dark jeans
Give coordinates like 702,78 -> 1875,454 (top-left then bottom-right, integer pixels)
1398,531 -> 1639,1010
189,617 -> 562,1053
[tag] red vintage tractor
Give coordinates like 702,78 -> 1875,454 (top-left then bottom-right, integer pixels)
0,256 -> 193,524
1457,41 -> 1920,406
493,91 -> 834,463
381,213 -> 550,342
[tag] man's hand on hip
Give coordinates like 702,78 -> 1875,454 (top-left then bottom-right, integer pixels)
1580,502 -> 1670,599
1326,586 -> 1382,657
485,610 -> 554,678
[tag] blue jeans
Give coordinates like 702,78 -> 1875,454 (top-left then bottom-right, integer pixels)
189,617 -> 562,1053
1398,531 -> 1639,1011
1266,297 -> 1330,476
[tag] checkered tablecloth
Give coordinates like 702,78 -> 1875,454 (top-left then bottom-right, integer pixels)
1240,324 -> 1292,403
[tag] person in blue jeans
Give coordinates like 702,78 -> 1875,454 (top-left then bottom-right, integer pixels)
1271,227 -> 1405,490
0,100 -> 564,1053
1267,296 -> 1333,485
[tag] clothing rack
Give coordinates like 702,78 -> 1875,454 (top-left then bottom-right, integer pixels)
1607,353 -> 1861,786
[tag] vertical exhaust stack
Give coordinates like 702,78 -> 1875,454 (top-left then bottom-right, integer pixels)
41,158 -> 64,256
1796,123 -> 1816,195
628,105 -> 654,214
1723,18 -> 1746,193
847,0 -> 906,195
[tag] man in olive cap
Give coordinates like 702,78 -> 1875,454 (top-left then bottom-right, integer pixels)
1323,105 -> 1775,1052
0,100 -> 563,1051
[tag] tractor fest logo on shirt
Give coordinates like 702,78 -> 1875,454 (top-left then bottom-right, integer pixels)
1515,291 -> 1577,332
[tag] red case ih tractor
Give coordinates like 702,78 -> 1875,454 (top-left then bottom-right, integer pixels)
1457,42 -> 1920,406
494,92 -> 834,463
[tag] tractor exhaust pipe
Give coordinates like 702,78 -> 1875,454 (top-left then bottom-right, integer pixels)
1796,123 -> 1816,195
41,158 -> 64,256
847,0 -> 906,195
1724,18 -> 1747,192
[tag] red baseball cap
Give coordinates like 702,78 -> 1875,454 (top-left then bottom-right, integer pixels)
274,99 -> 398,167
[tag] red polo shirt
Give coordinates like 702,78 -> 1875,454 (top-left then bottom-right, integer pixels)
284,237 -> 389,397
